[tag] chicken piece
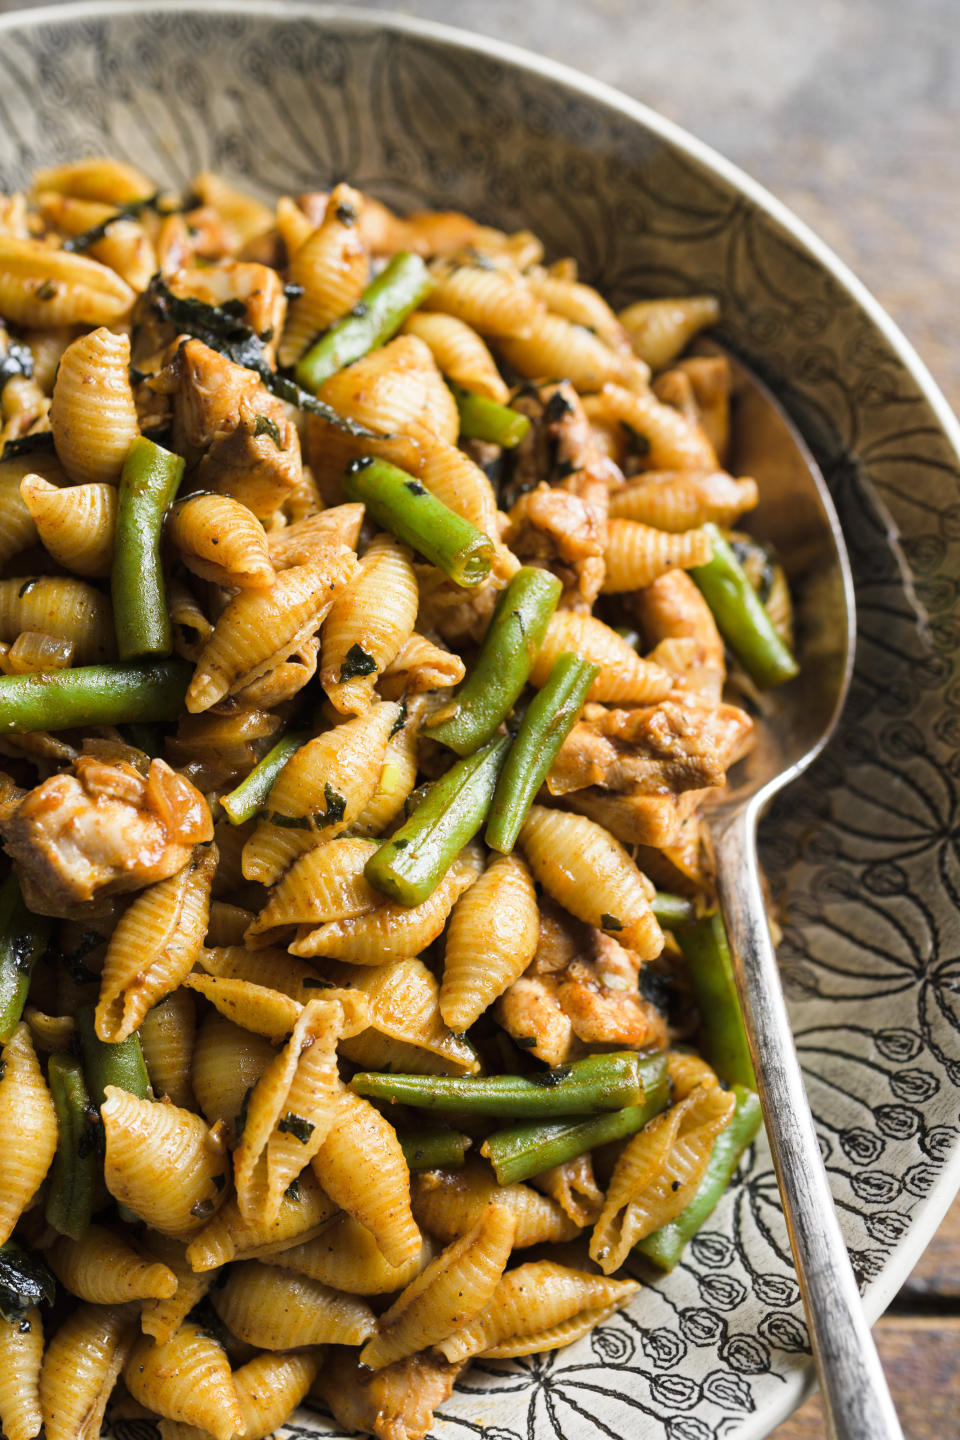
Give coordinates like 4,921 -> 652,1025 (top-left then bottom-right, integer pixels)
0,756 -> 213,918
630,568 -> 725,704
634,812 -> 715,896
547,699 -> 753,797
168,338 -> 301,517
165,262 -> 287,364
318,1346 -> 462,1440
495,903 -> 667,1064
503,382 -> 619,607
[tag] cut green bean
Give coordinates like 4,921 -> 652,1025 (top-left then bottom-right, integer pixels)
399,1128 -> 470,1170
352,1051 -> 654,1118
295,252 -> 433,391
450,383 -> 531,448
677,912 -> 756,1091
636,1085 -> 762,1270
0,660 -> 191,735
111,436 -> 185,660
427,568 -> 563,755
690,524 -> 799,688
486,652 -> 599,852
45,1053 -> 97,1240
366,735 -> 509,907
220,732 -> 307,825
480,1052 -> 671,1184
0,873 -> 50,1045
651,892 -> 696,931
343,456 -> 494,588
77,1005 -> 150,1224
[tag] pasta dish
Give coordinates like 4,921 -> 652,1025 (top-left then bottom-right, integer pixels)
0,158 -> 798,1440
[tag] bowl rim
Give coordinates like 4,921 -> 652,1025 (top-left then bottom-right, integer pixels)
4,1 -> 960,1433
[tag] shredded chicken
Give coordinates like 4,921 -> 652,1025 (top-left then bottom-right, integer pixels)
548,699 -> 753,797
496,902 -> 668,1065
503,382 -> 619,607
165,261 -> 287,363
165,337 -> 301,516
319,1347 -> 462,1440
0,755 -> 213,917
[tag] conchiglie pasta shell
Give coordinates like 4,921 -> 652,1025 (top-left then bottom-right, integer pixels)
124,1324 -> 243,1440
421,261 -> 543,339
378,631 -> 466,699
590,1085 -> 736,1272
191,170 -> 275,251
0,576 -> 114,663
168,573 -> 214,662
526,271 -> 630,350
619,295 -> 721,371
531,1153 -> 604,1229
320,535 -> 418,713
360,1203 -> 516,1370
278,183 -> 369,367
140,1236 -> 218,1344
48,1224 -> 177,1304
95,845 -> 215,1042
241,702 -> 399,883
167,493 -> 274,589
668,1048 -> 720,1099
440,852 -> 539,1031
584,384 -> 718,471
0,238 -> 135,326
316,1348 -> 461,1440
519,805 -> 663,959
531,610 -> 671,703
437,1260 -> 638,1362
227,1351 -> 321,1440
401,312 -> 508,402
497,313 -> 648,391
184,973 -> 304,1041
606,468 -> 759,531
350,694 -> 423,836
32,158 -> 153,204
249,837 -> 380,935
212,1261 -> 375,1350
328,957 -> 479,1075
34,190 -> 156,291
101,1086 -> 229,1238
417,439 -> 500,537
197,945 -> 332,1004
19,475 -> 116,576
412,1162 -> 578,1247
231,636 -> 319,709
0,1307 -> 42,1440
185,1169 -> 337,1271
316,335 -> 459,448
269,1212 -> 433,1295
49,328 -> 139,484
0,463 -> 40,568
187,550 -> 358,712
40,1302 -> 135,1440
275,195 -> 314,257
267,504 -> 364,569
233,998 -> 345,1223
138,988 -> 199,1111
191,1009 -> 275,1141
601,518 -> 714,592
0,1024 -> 57,1245
290,845 -> 484,964
312,1087 -> 420,1269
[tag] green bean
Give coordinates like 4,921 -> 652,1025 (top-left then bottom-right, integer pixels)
427,568 -> 563,755
485,653 -> 599,852
220,732 -> 307,825
635,1085 -> 762,1270
0,660 -> 191,735
111,437 -> 185,660
295,252 -> 433,391
77,1005 -> 150,1224
0,873 -> 50,1045
365,735 -> 508,907
651,892 -> 696,931
677,912 -> 756,1090
398,1128 -> 470,1170
45,1054 -> 97,1240
450,384 -> 531,448
352,1051 -> 653,1118
480,1052 -> 671,1184
690,524 -> 799,688
343,456 -> 494,588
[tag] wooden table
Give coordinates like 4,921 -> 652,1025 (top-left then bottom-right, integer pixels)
2,0 -> 957,1429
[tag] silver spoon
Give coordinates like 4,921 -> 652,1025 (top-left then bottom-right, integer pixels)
702,346 -> 904,1440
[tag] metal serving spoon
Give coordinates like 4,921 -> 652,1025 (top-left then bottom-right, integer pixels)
704,347 -> 904,1440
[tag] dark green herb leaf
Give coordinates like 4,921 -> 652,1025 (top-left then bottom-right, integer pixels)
389,695 -> 408,737
34,280 -> 58,302
338,644 -> 377,682
318,783 -> 346,828
515,1036 -> 538,1049
0,1244 -> 56,1322
61,194 -> 180,254
302,977 -> 334,989
600,913 -> 623,932
277,1112 -> 314,1144
234,1084 -> 254,1139
0,431 -> 56,462
253,413 -> 285,449
529,1065 -> 572,1087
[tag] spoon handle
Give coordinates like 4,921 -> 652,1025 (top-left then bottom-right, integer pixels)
712,803 -> 904,1440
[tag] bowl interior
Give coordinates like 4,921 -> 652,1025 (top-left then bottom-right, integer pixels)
2,7 -> 960,1439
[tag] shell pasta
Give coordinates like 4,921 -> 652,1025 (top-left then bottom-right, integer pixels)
0,161 -> 791,1440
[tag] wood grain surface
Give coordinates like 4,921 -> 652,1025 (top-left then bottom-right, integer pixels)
0,0 -> 957,1432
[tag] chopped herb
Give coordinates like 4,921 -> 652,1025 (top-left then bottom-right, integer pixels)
0,338 -> 34,392
0,1244 -> 56,1323
144,275 -> 376,437
335,201 -> 359,226
211,1172 -> 226,1191
671,1178 -> 681,1192
190,1197 -> 216,1220
302,976 -> 334,989
56,931 -> 104,985
253,413 -> 285,449
277,1111 -> 315,1143
553,458 -> 577,480
0,430 -> 56,462
34,279 -> 58,302
284,282 -> 305,301
338,643 -> 377,681
515,1036 -> 539,1049
404,480 -> 427,496
284,1176 -> 301,1200
389,695 -> 408,737
544,390 -> 573,424
317,783 -> 346,828
61,193 -> 180,254
393,838 -> 410,850
16,578 -> 38,599
529,1065 -> 572,1088
128,364 -> 148,385
349,301 -> 369,319
619,419 -> 650,456
234,1084 -> 254,1139
600,913 -> 623,932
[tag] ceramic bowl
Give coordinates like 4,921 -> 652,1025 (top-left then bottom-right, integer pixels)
1,5 -> 959,1437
